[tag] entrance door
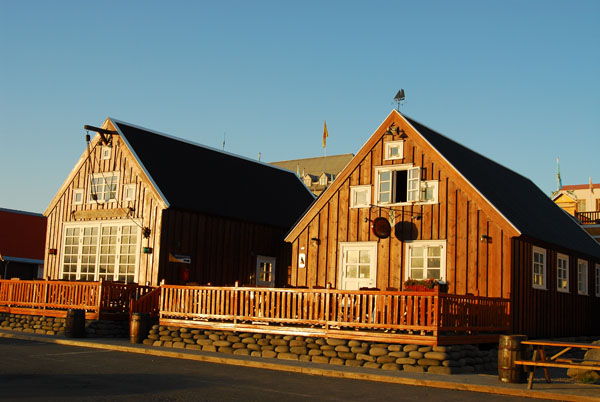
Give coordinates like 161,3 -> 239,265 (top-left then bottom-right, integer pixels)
256,255 -> 276,287
338,242 -> 377,290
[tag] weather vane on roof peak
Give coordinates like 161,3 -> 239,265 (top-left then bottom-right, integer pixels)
393,89 -> 405,111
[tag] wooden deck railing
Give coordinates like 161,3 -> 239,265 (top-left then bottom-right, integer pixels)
576,211 -> 600,224
130,286 -> 161,319
0,279 -> 153,319
159,285 -> 510,344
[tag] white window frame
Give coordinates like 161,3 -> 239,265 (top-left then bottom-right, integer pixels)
532,247 -> 546,290
88,172 -> 119,204
350,185 -> 371,209
338,242 -> 378,290
123,183 -> 136,202
420,180 -> 439,204
384,141 -> 404,161
596,263 -> 600,297
374,164 -> 422,206
72,189 -> 84,205
59,220 -> 141,283
404,240 -> 447,282
101,146 -> 112,161
577,259 -> 588,295
556,253 -> 569,293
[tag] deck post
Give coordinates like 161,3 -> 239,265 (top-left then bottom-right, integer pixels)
233,281 -> 238,325
96,279 -> 103,317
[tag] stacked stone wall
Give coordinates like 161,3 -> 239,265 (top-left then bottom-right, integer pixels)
143,325 -> 498,374
0,313 -> 128,338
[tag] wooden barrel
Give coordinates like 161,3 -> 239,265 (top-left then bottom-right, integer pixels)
498,334 -> 528,383
65,309 -> 85,338
130,312 -> 150,344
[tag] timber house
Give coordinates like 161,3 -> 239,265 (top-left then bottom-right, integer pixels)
43,118 -> 315,288
285,110 -> 600,338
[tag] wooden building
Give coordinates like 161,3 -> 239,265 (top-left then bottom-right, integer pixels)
285,110 -> 600,338
0,208 -> 46,279
44,118 -> 314,287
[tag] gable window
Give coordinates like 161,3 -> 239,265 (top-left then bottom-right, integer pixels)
101,146 -> 112,160
596,264 -> 600,297
420,181 -> 439,204
556,254 -> 569,293
60,221 -> 140,283
384,141 -> 404,161
375,165 -> 420,205
350,185 -> 371,208
405,240 -> 446,282
532,247 -> 546,289
89,172 -> 119,203
72,189 -> 84,205
577,259 -> 588,295
123,183 -> 136,202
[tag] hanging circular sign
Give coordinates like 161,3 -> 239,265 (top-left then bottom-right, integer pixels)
371,217 -> 391,239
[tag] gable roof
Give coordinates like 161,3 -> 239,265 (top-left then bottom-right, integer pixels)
404,116 -> 600,259
286,110 -> 600,259
111,119 -> 315,229
270,154 -> 354,178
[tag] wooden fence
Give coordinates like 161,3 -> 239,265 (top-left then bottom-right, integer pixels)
0,279 -> 153,320
158,285 -> 510,345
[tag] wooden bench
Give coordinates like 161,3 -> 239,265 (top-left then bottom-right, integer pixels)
514,340 -> 600,389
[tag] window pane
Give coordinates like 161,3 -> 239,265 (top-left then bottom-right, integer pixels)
359,250 -> 370,263
411,258 -> 424,268
411,268 -> 424,279
427,258 -> 440,268
346,265 -> 357,278
347,250 -> 358,263
428,269 -> 441,280
359,266 -> 370,279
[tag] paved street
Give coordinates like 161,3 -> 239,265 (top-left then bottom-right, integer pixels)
0,338 -> 537,402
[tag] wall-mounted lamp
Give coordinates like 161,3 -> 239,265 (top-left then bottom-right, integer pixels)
384,122 -> 406,137
143,247 -> 153,254
48,248 -> 57,255
411,215 -> 421,221
480,234 -> 492,242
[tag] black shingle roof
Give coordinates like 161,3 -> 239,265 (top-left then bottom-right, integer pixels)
405,116 -> 600,259
113,120 -> 315,229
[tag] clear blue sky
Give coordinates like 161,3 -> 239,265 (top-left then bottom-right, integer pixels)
1,0 -> 598,213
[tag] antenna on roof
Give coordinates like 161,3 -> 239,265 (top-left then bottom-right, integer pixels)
222,132 -> 226,151
393,89 -> 405,111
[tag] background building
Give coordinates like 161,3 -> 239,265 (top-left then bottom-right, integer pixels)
0,208 -> 46,279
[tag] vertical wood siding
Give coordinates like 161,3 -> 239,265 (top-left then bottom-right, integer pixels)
511,237 -> 600,337
289,130 -> 514,298
44,134 -> 165,285
158,210 -> 291,287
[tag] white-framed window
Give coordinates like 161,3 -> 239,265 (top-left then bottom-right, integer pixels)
89,172 -> 119,203
384,141 -> 404,160
556,253 -> 569,293
350,185 -> 371,208
338,242 -> 378,290
577,259 -> 588,295
532,247 -> 546,290
101,146 -> 112,160
375,164 -> 422,205
405,240 -> 446,282
72,189 -> 84,205
420,181 -> 439,204
60,220 -> 140,283
123,183 -> 136,202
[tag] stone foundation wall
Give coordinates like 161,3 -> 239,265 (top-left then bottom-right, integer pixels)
143,325 -> 498,374
0,313 -> 128,338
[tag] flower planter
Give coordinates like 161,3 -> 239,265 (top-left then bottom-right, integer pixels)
403,283 -> 448,292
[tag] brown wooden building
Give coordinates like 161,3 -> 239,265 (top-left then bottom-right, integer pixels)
285,110 -> 600,338
44,118 -> 314,287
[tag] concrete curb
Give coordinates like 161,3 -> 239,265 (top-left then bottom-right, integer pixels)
1,331 -> 597,402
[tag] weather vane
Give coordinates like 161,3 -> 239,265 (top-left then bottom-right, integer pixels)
393,89 -> 405,111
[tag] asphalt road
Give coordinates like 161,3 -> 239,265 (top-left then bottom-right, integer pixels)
0,338 -> 538,402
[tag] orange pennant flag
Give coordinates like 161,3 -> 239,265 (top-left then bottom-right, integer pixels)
323,121 -> 328,148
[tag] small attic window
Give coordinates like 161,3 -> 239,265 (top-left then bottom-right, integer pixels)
384,141 -> 404,161
123,183 -> 136,202
73,189 -> 84,205
101,146 -> 112,160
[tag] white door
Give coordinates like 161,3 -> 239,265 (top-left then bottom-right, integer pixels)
256,255 -> 276,287
339,242 -> 377,290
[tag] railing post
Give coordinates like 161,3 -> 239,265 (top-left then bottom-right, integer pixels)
96,278 -> 103,316
325,282 -> 331,330
434,289 -> 441,339
233,281 -> 238,325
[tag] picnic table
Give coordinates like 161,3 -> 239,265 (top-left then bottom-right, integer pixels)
514,340 -> 600,389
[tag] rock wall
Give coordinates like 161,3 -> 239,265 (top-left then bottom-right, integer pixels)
143,325 -> 498,374
0,313 -> 128,338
